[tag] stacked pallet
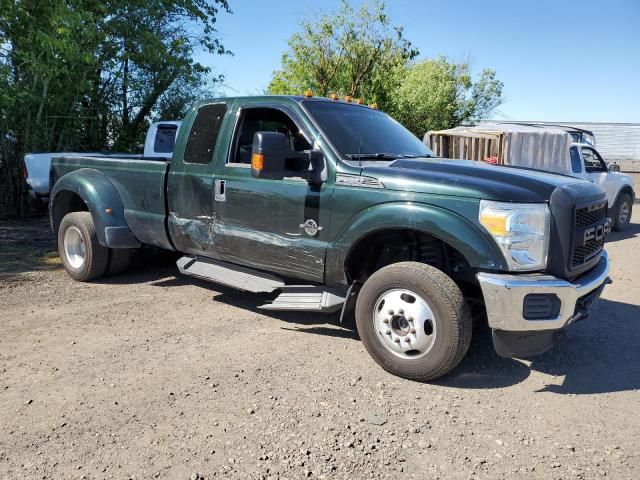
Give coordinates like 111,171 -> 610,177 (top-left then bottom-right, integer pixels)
424,123 -> 573,174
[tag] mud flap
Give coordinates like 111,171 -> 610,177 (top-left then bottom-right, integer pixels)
339,282 -> 360,324
492,329 -> 561,358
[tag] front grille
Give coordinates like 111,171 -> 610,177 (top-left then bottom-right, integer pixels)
572,240 -> 604,267
571,201 -> 607,269
575,203 -> 607,228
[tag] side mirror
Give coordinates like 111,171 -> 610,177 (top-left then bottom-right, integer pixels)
608,162 -> 620,172
251,131 -> 326,184
251,131 -> 287,180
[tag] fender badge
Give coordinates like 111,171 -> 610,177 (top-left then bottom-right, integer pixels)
299,219 -> 323,236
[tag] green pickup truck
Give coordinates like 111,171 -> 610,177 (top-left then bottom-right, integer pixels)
49,95 -> 612,381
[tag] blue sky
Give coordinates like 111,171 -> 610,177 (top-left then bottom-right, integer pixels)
196,0 -> 640,123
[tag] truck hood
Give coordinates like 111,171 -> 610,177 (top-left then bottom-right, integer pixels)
362,158 -> 592,203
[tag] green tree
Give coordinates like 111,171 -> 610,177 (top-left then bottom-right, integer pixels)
267,0 -> 417,110
0,0 -> 102,217
0,0 -> 231,218
101,0 -> 231,150
390,58 -> 504,136
267,2 -> 503,137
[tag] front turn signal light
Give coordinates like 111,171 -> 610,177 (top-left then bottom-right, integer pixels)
479,211 -> 508,237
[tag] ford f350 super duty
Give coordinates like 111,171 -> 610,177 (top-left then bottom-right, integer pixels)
48,95 -> 612,381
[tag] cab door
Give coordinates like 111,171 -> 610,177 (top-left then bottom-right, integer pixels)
167,101 -> 232,255
211,104 -> 334,282
581,146 -> 617,205
570,146 -> 588,179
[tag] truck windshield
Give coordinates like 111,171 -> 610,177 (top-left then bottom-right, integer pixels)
304,101 -> 434,160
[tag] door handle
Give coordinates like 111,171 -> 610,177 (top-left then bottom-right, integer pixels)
215,179 -> 226,202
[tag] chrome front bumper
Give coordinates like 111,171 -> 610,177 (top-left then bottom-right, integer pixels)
477,251 -> 610,332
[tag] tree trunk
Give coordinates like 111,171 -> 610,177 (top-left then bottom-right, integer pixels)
122,40 -> 129,128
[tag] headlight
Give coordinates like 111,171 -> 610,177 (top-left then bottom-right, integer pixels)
479,200 -> 550,271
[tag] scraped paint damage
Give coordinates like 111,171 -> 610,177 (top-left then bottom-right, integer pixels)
169,212 -> 324,281
214,222 -> 324,281
169,212 -> 216,252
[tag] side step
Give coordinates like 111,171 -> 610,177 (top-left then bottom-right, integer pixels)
259,286 -> 345,313
177,256 -> 285,293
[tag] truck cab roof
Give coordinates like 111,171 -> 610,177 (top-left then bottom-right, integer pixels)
194,95 -> 376,108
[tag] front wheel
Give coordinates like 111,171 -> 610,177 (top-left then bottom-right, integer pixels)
612,193 -> 632,231
355,262 -> 472,381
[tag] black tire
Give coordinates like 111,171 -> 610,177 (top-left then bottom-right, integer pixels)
355,262 -> 472,381
106,248 -> 133,276
612,193 -> 632,231
58,212 -> 108,281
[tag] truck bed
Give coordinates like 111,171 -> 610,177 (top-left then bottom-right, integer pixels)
50,155 -> 172,249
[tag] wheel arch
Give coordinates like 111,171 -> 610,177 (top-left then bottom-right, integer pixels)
49,168 -> 140,248
50,189 -> 89,235
325,202 -> 507,285
614,184 -> 635,207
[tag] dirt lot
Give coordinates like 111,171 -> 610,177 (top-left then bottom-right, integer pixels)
1,212 -> 639,480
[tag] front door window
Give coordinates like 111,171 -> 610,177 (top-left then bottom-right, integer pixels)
230,108 -> 311,165
582,147 -> 606,173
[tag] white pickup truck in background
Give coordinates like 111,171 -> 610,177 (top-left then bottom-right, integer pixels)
569,142 -> 635,230
24,120 -> 181,202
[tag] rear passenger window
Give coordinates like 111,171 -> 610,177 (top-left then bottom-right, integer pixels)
184,104 -> 227,164
570,146 -> 582,173
154,124 -> 178,154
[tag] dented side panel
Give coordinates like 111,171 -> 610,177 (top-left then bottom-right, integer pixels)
211,166 -> 331,282
206,98 -> 339,283
167,99 -> 236,255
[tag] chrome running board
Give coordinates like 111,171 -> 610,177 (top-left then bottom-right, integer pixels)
177,256 -> 285,293
259,286 -> 345,313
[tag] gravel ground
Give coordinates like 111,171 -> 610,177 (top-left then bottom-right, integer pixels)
1,212 -> 639,480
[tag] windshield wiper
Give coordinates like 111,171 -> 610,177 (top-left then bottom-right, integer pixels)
400,154 -> 434,159
347,153 -> 433,160
346,153 -> 403,160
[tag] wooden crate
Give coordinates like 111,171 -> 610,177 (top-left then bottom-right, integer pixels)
426,129 -> 507,164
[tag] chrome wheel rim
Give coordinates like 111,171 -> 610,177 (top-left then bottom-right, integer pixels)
619,202 -> 630,224
373,288 -> 437,359
64,226 -> 86,269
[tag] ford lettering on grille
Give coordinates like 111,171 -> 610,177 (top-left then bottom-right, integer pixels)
583,220 -> 611,245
